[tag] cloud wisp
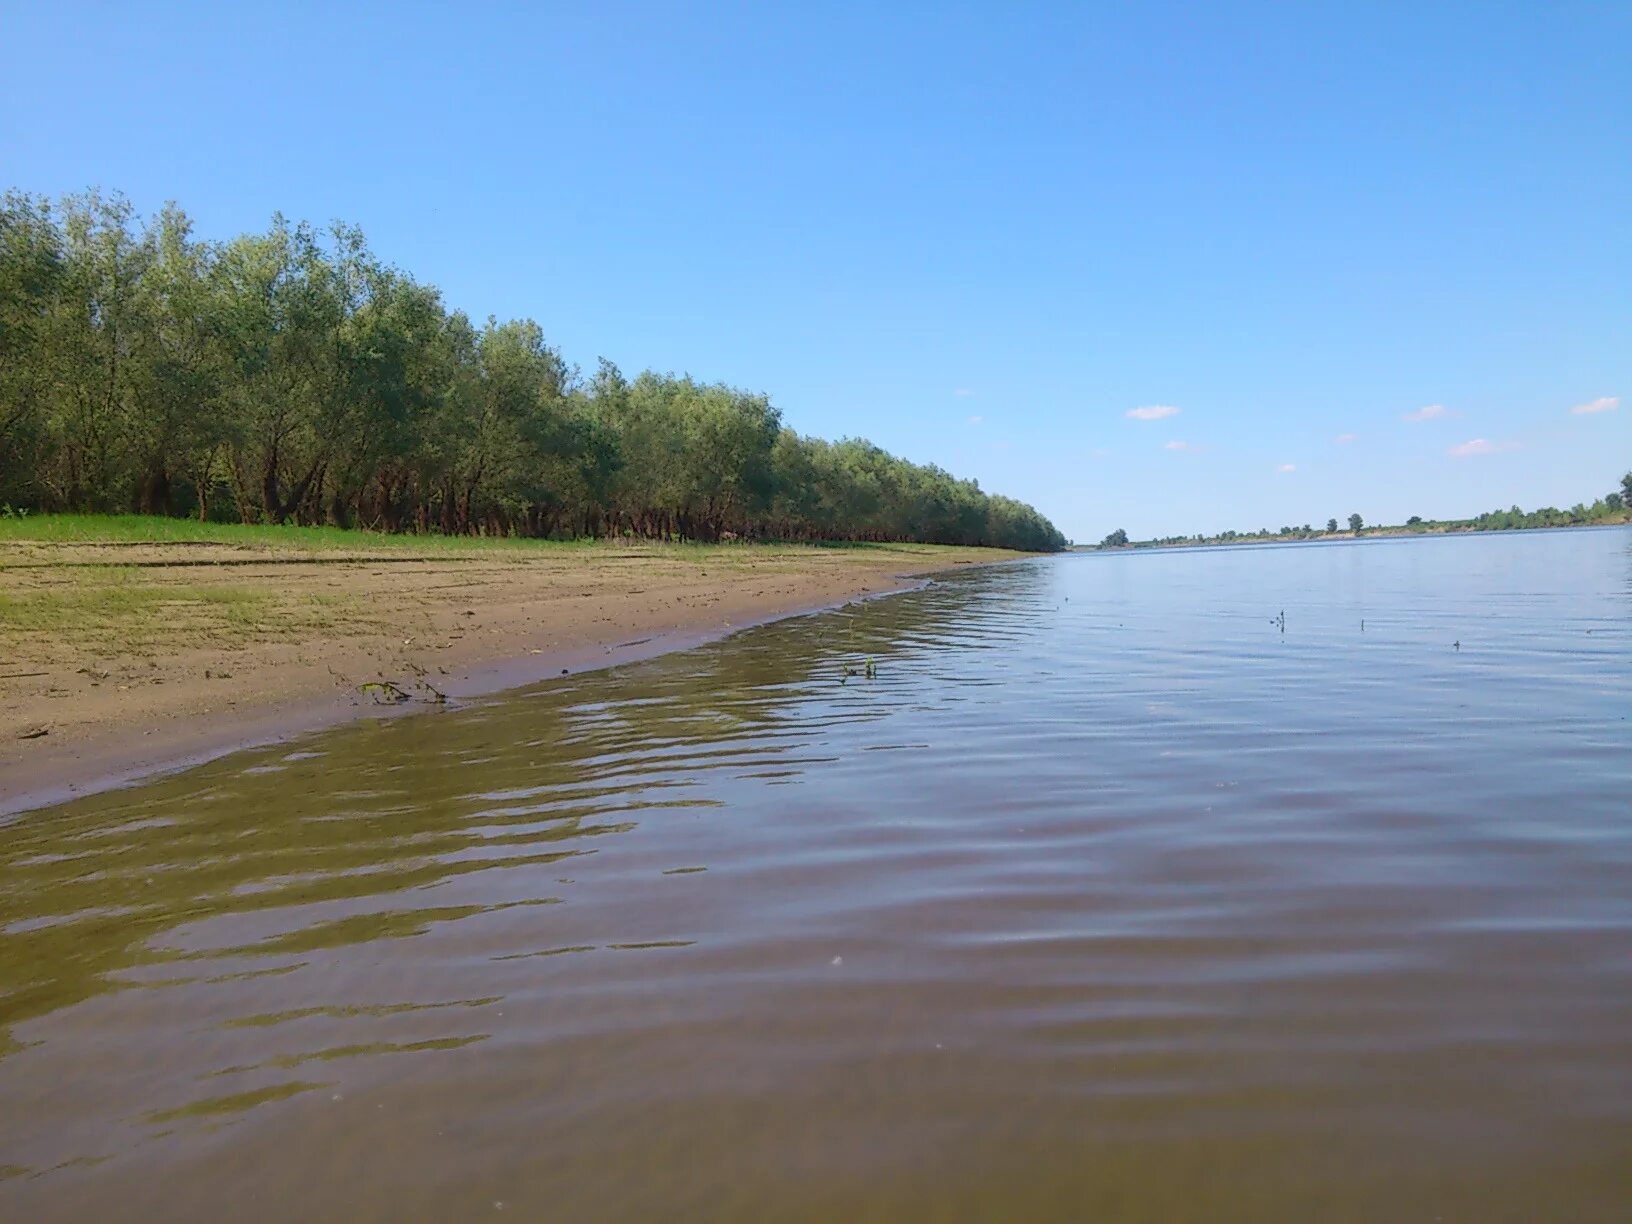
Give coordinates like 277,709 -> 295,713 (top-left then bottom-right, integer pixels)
1448,438 -> 1520,458
1165,440 -> 1198,452
953,388 -> 975,398
1570,396 -> 1619,415
965,415 -> 984,426
1402,404 -> 1451,422
1275,463 -> 1297,473
1127,405 -> 1181,421
1334,433 -> 1357,444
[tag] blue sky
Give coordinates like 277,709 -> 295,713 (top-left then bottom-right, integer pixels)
3,2 -> 1627,541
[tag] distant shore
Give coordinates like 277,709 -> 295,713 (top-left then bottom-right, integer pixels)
1082,515 -> 1632,554
0,522 -> 1022,814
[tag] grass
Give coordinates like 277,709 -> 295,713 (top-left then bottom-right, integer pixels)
0,583 -> 265,629
0,513 -> 605,554
0,514 -> 1020,560
0,569 -> 369,653
0,516 -> 1017,659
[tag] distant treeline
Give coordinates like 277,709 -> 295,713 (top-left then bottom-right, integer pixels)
1097,474 -> 1632,549
0,190 -> 1064,552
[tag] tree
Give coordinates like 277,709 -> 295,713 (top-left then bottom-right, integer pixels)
0,191 -> 65,506
0,188 -> 1067,551
39,190 -> 157,511
1348,513 -> 1363,533
1622,471 -> 1632,504
1607,492 -> 1625,512
1101,528 -> 1129,547
130,202 -> 229,516
1406,515 -> 1423,527
1326,518 -> 1338,533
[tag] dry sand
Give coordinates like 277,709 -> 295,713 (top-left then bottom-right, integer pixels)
0,536 -> 1019,812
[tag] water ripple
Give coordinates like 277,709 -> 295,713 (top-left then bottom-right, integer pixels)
2,529 -> 1630,1221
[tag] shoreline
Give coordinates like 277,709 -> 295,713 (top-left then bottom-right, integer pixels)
1081,519 -> 1632,554
1,543 -> 1020,817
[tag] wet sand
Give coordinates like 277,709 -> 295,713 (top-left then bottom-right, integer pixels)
0,537 -> 1017,813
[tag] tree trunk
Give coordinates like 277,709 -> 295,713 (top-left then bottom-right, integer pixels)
138,463 -> 171,516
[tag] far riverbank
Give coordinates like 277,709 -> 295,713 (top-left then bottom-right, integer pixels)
1084,515 -> 1631,554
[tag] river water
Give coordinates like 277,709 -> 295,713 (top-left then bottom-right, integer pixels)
2,528 -> 1629,1221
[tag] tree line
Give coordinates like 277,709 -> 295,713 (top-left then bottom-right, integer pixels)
0,190 -> 1065,552
1096,474 -> 1631,549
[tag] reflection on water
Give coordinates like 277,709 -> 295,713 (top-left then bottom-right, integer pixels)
3,528 -> 1631,1221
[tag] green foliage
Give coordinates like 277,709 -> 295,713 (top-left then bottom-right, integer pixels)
1464,497 -> 1630,531
0,189 -> 1064,553
1100,528 -> 1128,547
1104,478 -> 1630,551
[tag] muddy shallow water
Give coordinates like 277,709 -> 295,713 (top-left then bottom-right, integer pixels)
3,528 -> 1629,1221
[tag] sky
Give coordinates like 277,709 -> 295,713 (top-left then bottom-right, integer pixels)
2,2 -> 1627,542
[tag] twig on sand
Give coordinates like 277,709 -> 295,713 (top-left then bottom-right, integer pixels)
358,679 -> 448,705
359,680 -> 415,704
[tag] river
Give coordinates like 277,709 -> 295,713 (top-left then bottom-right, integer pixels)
3,527 -> 1629,1221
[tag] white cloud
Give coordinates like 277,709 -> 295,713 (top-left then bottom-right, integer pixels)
1127,404 -> 1181,421
965,415 -> 984,426
1334,433 -> 1358,444
1276,463 -> 1297,473
1402,404 -> 1450,422
1165,440 -> 1195,451
1089,448 -> 1111,459
1448,438 -> 1520,458
1570,395 -> 1619,415
953,388 -> 975,398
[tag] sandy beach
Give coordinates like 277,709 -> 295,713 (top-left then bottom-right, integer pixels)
0,534 -> 1019,813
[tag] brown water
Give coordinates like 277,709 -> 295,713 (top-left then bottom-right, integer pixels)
3,528 -> 1630,1222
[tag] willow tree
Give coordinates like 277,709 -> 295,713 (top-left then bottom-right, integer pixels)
0,187 -> 1066,552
